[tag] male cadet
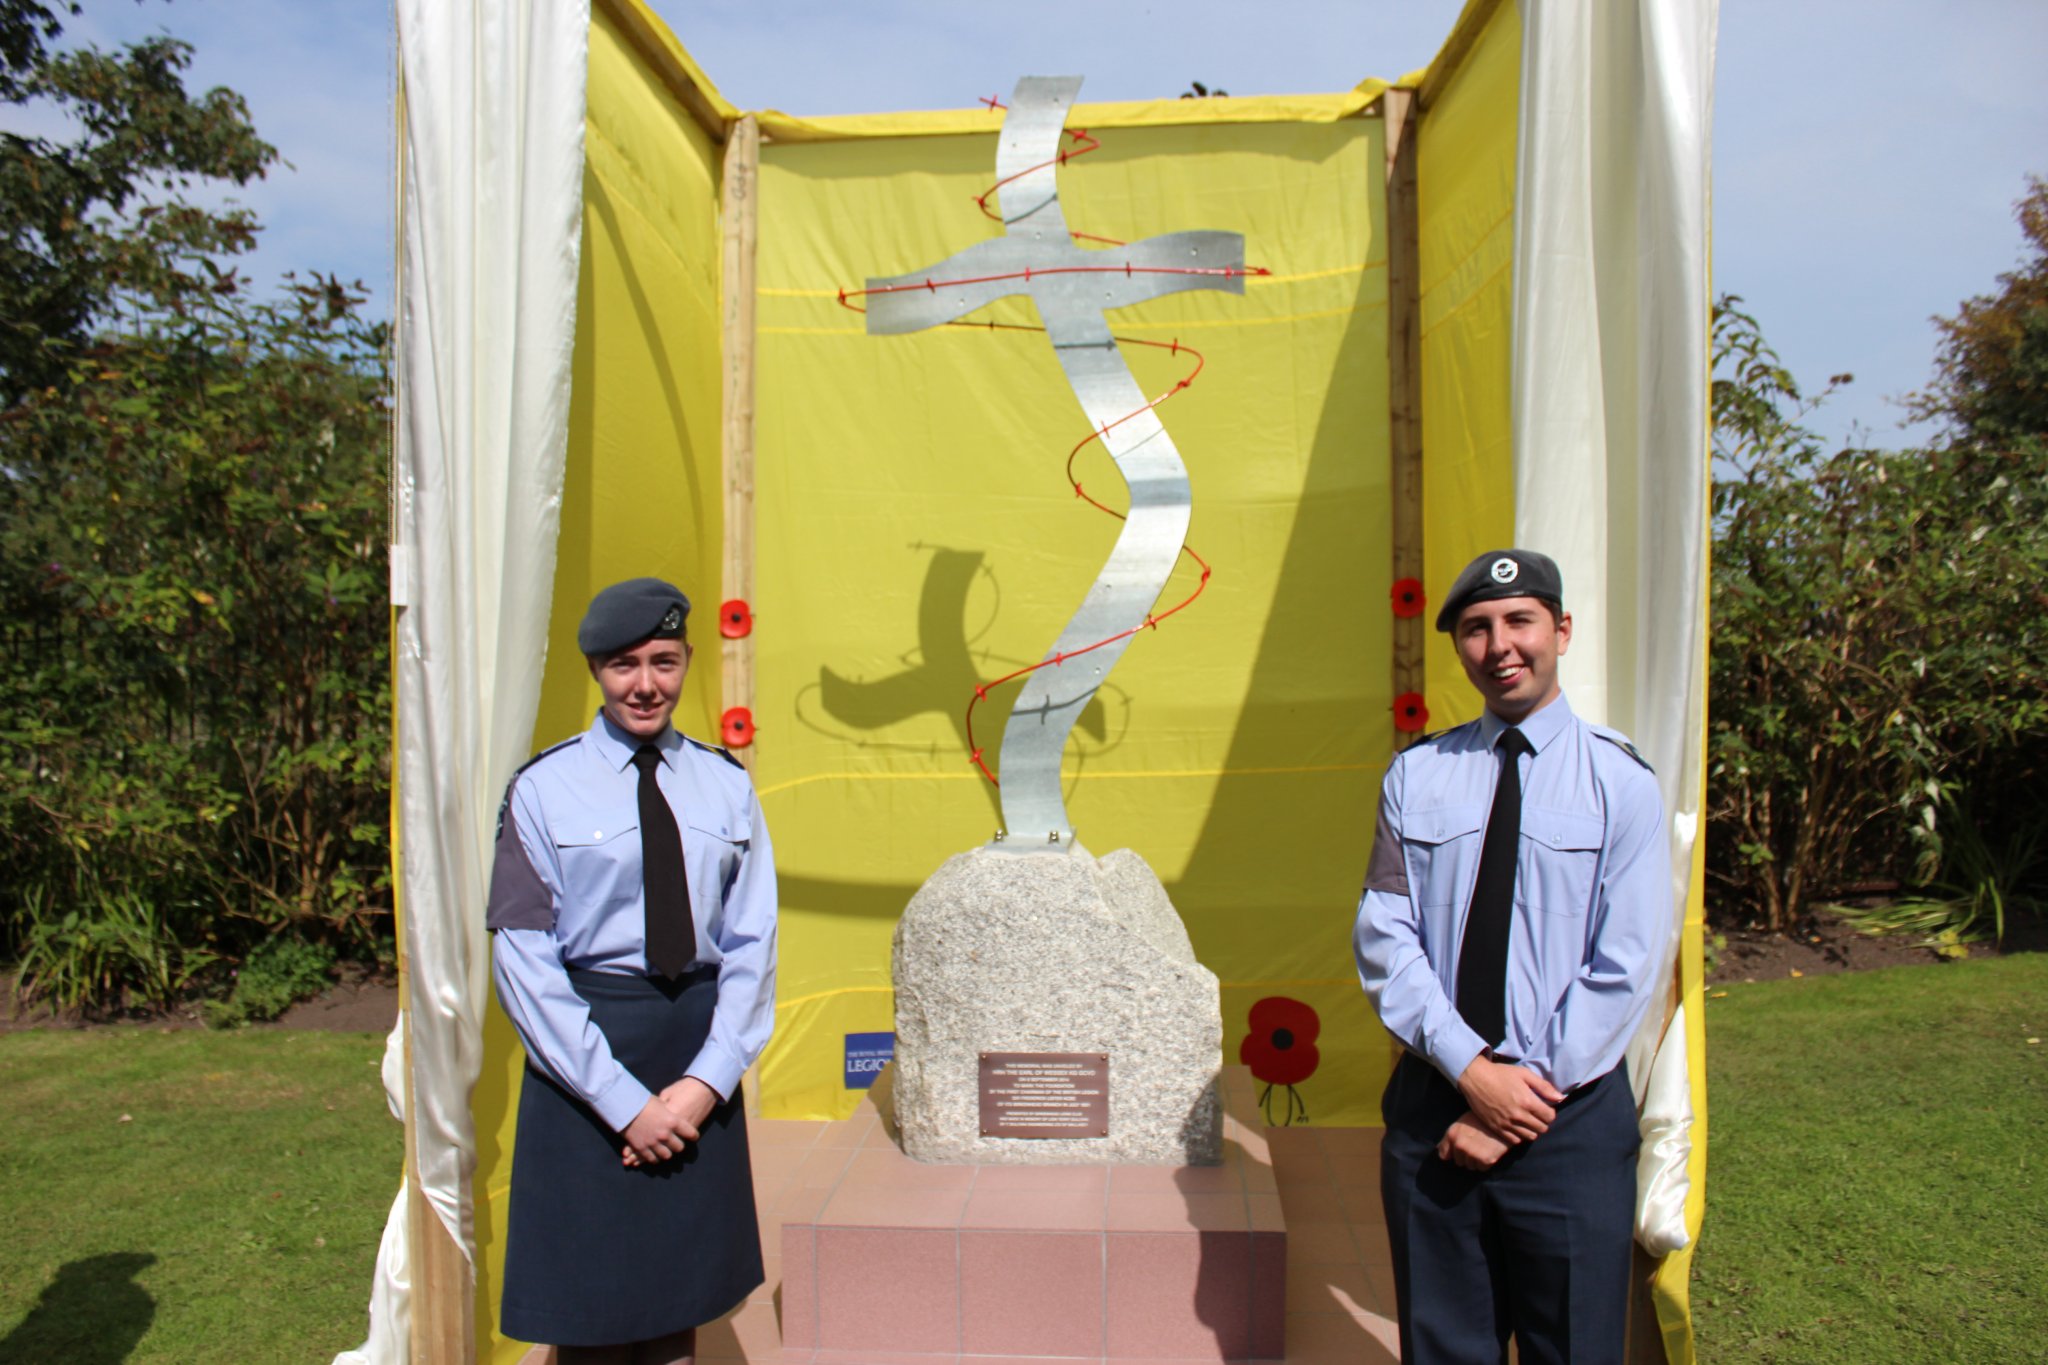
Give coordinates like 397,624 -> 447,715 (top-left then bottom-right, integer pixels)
1354,549 -> 1671,1365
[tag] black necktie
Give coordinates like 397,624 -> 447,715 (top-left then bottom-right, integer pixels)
1456,728 -> 1530,1050
632,745 -> 695,979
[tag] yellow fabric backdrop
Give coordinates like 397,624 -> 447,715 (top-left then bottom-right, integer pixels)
473,7 -> 728,1357
1418,1 -> 1520,735
470,5 -> 1641,1360
753,114 -> 1396,1126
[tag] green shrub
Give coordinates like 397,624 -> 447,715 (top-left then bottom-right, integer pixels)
0,277 -> 393,988
1826,791 -> 2046,950
1707,298 -> 2048,929
10,887 -> 215,1015
0,7 -> 391,1010
202,938 -> 336,1029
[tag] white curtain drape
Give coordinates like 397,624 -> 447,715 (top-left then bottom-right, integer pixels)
1509,0 -> 1717,1255
337,2 -> 589,1358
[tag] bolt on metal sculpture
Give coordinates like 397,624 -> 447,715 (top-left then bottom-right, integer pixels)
863,76 -> 1248,851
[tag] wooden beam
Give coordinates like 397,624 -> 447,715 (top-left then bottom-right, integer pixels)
597,0 -> 731,145
1624,977 -> 1690,1363
720,114 -> 760,769
1418,0 -> 1508,113
1382,87 -> 1425,752
1624,1243 -> 1671,1364
402,999 -> 475,1363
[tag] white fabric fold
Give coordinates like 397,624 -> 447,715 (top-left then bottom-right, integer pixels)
1509,0 -> 1717,1260
331,1181 -> 412,1365
341,2 -> 591,1358
1634,1001 -> 1695,1253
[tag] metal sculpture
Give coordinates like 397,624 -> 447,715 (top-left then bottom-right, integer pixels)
862,75 -> 1249,850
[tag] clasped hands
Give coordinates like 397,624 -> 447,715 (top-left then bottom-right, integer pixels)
619,1076 -> 720,1168
1439,1056 -> 1566,1171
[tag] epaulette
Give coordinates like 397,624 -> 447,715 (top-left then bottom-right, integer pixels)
1590,726 -> 1653,771
686,734 -> 745,769
516,735 -> 581,775
496,736 -> 580,838
1409,719 -> 1479,748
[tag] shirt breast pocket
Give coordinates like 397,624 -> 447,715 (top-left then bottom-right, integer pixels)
1404,803 -> 1487,908
549,804 -> 642,912
1520,807 -> 1605,916
686,814 -> 747,904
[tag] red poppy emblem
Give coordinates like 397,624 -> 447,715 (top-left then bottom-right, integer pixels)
1240,996 -> 1320,1087
1393,692 -> 1429,732
721,707 -> 756,748
1390,577 -> 1425,618
719,599 -> 754,639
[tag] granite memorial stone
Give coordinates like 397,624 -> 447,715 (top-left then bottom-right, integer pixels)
890,845 -> 1223,1165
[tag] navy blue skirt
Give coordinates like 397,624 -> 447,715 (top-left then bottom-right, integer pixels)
500,967 -> 763,1346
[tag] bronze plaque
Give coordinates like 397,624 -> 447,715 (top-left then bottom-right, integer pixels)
978,1052 -> 1110,1139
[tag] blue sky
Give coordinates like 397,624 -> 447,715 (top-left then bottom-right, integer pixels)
13,0 -> 2047,450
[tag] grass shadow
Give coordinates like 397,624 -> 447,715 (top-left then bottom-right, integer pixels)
0,1252 -> 156,1365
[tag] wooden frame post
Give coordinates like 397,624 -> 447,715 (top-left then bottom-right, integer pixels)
599,0 -> 732,147
1380,84 -> 1427,1093
1625,985 -> 1688,1364
720,114 -> 760,768
393,793 -> 473,1363
1382,87 -> 1425,751
402,1004 -> 475,1362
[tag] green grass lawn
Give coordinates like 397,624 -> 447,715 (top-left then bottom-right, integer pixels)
0,1028 -> 399,1364
3,959 -> 2042,1363
1692,953 -> 2048,1363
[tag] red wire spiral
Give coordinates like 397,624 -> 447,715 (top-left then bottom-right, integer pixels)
840,123 -> 1263,787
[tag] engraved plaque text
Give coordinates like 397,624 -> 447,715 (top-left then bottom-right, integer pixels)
978,1051 -> 1110,1139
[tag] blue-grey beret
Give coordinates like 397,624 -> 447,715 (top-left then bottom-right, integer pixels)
1434,549 -> 1563,632
578,577 -> 690,656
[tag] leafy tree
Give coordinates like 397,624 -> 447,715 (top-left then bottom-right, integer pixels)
0,2 -> 389,1012
1707,297 -> 2048,931
1908,176 -> 2048,450
1,0 -> 275,401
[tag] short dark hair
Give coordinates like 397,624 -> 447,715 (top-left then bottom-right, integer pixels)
586,629 -> 689,667
1452,596 -> 1564,631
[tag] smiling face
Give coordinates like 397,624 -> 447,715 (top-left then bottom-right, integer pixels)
589,636 -> 692,740
1452,596 -> 1571,722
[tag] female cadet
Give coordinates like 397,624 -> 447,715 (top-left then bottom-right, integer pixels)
485,577 -> 777,1364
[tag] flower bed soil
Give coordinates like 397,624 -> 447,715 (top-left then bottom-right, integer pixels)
1706,905 -> 2048,984
0,962 -> 399,1035
7,906 -> 2045,1033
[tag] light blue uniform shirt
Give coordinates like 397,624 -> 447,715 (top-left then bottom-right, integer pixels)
487,711 -> 777,1133
1353,692 -> 1671,1093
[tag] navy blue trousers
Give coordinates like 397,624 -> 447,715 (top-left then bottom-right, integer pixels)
1379,1052 -> 1638,1365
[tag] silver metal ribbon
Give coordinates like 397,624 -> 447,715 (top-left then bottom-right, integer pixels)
866,76 -> 1246,848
